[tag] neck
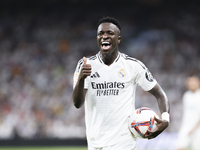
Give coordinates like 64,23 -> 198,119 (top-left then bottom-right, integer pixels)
100,51 -> 119,66
191,88 -> 199,93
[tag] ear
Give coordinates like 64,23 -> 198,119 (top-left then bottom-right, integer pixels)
118,36 -> 121,44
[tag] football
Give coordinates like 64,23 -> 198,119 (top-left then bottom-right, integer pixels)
128,107 -> 159,139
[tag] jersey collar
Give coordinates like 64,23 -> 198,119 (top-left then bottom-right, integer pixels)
97,51 -> 121,65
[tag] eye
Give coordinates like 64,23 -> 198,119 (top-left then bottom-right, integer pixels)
108,31 -> 114,35
97,32 -> 104,36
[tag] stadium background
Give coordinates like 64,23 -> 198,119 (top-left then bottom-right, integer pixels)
0,0 -> 199,149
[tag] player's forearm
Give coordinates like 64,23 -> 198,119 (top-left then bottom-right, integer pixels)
157,94 -> 170,123
147,84 -> 170,139
72,78 -> 85,109
157,91 -> 169,114
149,84 -> 170,114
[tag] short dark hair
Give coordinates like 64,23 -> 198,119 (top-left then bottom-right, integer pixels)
98,16 -> 121,31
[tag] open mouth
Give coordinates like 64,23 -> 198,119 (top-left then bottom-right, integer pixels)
101,42 -> 111,50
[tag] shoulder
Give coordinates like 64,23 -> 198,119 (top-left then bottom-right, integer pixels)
88,54 -> 98,61
183,91 -> 192,99
77,54 -> 98,65
119,52 -> 147,70
75,54 -> 99,71
197,89 -> 200,94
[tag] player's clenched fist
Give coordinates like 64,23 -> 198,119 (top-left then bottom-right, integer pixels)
79,57 -> 91,79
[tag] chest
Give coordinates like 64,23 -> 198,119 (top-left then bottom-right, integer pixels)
184,93 -> 200,111
89,63 -> 135,84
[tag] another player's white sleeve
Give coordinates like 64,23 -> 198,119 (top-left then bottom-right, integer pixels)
135,62 -> 157,91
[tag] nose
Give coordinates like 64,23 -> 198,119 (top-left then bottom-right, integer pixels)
102,33 -> 108,39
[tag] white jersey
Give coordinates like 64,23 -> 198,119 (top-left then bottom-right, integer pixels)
176,89 -> 200,149
181,89 -> 200,131
73,52 -> 157,147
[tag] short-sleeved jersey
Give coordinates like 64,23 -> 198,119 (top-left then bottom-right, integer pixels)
73,52 -> 157,147
178,89 -> 200,135
176,89 -> 200,149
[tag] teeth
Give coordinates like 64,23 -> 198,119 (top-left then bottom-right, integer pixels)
102,42 -> 110,45
102,42 -> 110,44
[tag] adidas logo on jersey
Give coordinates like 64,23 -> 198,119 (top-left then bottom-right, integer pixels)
91,72 -> 100,78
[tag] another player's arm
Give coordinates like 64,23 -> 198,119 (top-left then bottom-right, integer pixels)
145,83 -> 170,139
189,118 -> 200,135
72,57 -> 91,108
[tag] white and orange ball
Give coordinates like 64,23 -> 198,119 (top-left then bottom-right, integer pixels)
128,107 -> 159,139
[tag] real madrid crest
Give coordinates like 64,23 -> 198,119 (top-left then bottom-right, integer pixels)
118,69 -> 126,78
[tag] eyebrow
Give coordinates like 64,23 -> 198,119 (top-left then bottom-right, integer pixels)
98,29 -> 115,33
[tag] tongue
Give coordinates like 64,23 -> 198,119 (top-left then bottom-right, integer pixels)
102,45 -> 111,50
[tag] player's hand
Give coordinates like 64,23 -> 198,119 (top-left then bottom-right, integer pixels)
145,116 -> 169,139
79,57 -> 92,80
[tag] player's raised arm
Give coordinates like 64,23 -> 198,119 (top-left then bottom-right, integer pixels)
145,83 -> 170,139
72,57 -> 91,108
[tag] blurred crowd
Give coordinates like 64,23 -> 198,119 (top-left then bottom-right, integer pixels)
0,0 -> 200,139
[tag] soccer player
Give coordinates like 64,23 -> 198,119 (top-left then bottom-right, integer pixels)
72,16 -> 170,150
176,75 -> 200,150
